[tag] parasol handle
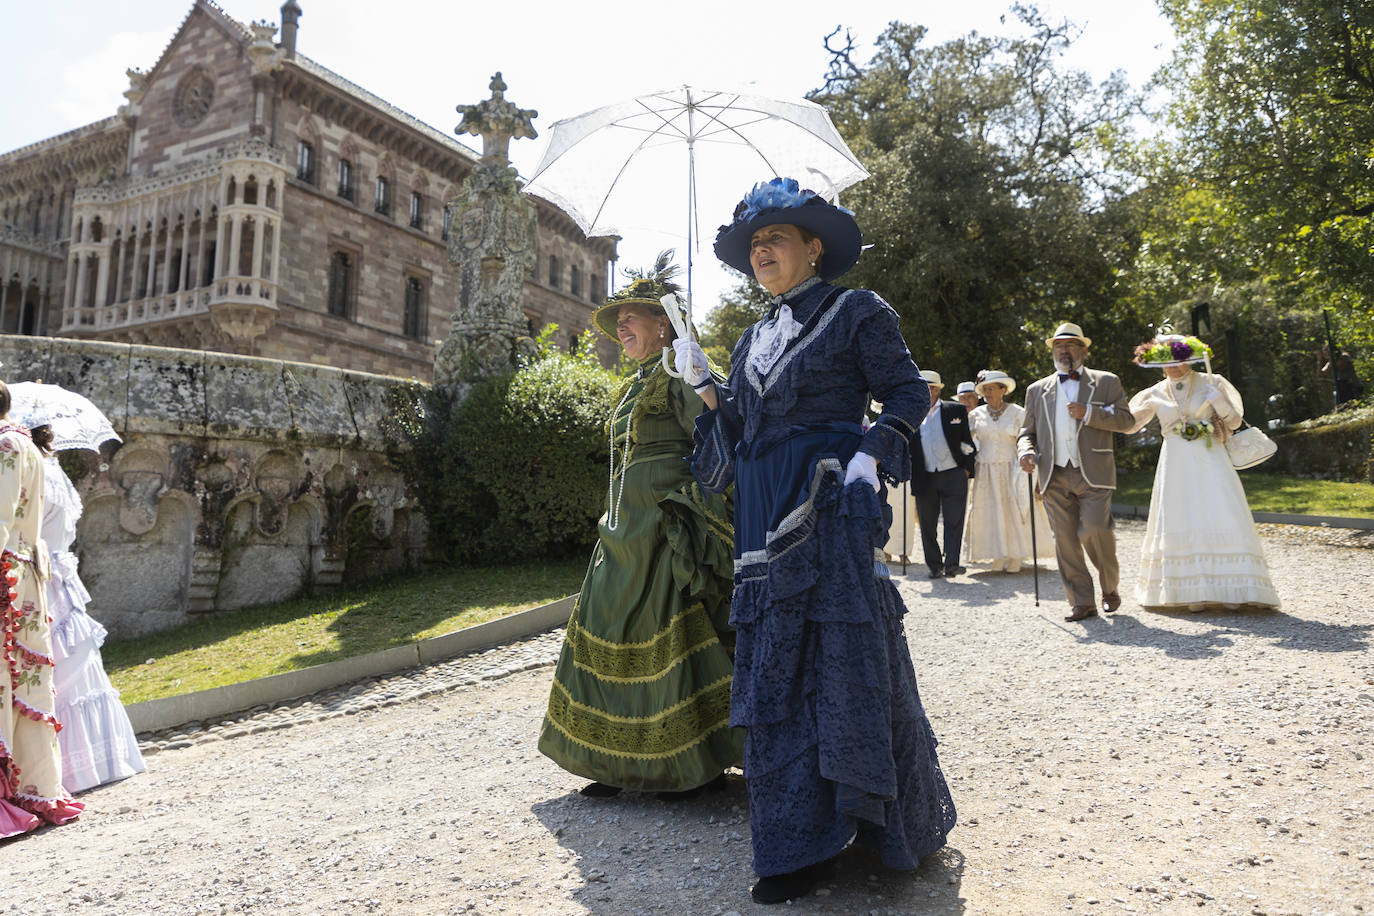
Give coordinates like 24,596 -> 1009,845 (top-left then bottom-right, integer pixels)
659,292 -> 692,378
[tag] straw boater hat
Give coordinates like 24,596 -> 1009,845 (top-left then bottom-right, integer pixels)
974,370 -> 1016,396
1133,333 -> 1213,368
714,177 -> 863,283
1045,322 -> 1091,348
919,369 -> 943,388
955,381 -> 977,396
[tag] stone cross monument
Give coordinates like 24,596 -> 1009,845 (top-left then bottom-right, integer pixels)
434,73 -> 540,389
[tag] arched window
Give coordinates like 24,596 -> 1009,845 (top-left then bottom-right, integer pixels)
374,175 -> 390,216
403,276 -> 426,339
328,250 -> 354,318
296,140 -> 316,184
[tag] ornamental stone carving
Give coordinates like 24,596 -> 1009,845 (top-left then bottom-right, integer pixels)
454,72 -> 537,167
435,75 -> 539,389
173,68 -> 216,127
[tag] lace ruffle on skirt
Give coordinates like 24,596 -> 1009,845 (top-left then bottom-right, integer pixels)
1137,437 -> 1279,608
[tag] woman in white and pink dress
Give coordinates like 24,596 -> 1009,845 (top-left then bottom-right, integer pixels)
0,387 -> 83,837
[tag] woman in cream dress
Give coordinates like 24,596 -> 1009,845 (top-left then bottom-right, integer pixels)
1126,335 -> 1279,610
961,371 -> 1052,572
0,385 -> 83,836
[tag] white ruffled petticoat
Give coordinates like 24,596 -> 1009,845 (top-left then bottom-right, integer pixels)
48,549 -> 146,793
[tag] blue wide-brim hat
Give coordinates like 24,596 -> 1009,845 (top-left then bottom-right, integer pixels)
713,177 -> 862,283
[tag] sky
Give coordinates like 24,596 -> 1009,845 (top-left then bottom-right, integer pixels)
0,0 -> 1176,319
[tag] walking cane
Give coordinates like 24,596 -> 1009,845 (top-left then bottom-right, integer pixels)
1027,470 -> 1040,607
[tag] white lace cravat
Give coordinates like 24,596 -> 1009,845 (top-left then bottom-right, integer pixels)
748,301 -> 805,377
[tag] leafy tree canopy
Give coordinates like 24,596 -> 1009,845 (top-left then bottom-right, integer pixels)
810,5 -> 1149,386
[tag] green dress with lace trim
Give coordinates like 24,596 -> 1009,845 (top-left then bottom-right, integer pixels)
538,358 -> 741,791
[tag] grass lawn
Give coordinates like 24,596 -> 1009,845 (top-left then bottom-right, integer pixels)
104,558 -> 586,704
1115,468 -> 1374,517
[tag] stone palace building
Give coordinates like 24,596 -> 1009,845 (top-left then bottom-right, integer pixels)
0,0 -> 619,379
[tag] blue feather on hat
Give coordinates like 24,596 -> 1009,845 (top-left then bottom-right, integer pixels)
732,177 -> 855,224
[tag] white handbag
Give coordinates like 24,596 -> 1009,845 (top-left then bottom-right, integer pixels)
1202,355 -> 1277,469
1225,421 -> 1277,469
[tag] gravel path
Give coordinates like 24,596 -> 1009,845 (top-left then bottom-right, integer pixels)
5,518 -> 1373,915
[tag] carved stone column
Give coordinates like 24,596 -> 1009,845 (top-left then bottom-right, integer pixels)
434,73 -> 540,390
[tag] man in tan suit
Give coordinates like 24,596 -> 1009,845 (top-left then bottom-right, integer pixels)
1017,323 -> 1136,621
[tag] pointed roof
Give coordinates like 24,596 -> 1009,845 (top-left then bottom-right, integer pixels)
140,1 -> 253,86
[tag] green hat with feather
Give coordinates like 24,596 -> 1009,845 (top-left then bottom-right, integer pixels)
592,250 -> 690,341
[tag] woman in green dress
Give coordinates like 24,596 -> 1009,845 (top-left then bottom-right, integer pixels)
538,265 -> 740,799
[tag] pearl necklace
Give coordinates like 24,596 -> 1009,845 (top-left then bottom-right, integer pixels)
604,378 -> 638,532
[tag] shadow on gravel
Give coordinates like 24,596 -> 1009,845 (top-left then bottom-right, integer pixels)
532,777 -> 968,913
1057,608 -> 1372,658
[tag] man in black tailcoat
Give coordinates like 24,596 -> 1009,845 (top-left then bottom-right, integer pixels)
911,369 -> 976,579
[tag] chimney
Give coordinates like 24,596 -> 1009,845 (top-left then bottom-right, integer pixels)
280,0 -> 301,59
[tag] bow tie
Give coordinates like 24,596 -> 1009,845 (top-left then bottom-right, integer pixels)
1058,370 -> 1081,382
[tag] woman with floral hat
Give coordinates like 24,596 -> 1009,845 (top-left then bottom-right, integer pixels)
1126,334 -> 1279,610
537,257 -> 741,801
962,370 -> 1053,573
675,179 -> 956,904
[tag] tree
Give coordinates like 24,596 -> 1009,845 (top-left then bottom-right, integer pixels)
1156,0 -> 1374,384
811,7 -> 1149,387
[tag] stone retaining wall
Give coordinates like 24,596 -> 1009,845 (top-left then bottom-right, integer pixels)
0,334 -> 428,638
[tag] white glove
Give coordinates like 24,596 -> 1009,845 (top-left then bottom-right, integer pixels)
672,337 -> 711,388
843,451 -> 879,491
1204,383 -> 1226,405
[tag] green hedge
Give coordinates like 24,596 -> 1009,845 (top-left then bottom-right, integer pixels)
1268,407 -> 1374,482
386,341 -> 621,565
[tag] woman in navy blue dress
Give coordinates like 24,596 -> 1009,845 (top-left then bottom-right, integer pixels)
674,178 -> 956,904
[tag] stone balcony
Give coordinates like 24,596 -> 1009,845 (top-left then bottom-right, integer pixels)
62,274 -> 278,342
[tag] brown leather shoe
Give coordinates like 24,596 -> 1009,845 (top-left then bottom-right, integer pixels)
1065,605 -> 1098,622
1102,592 -> 1122,613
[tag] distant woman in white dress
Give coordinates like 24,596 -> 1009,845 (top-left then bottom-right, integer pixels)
1126,335 -> 1279,610
961,371 -> 1052,572
29,419 -> 146,790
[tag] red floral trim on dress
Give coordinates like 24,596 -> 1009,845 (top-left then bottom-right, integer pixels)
14,790 -> 83,825
2,557 -> 19,691
13,694 -> 62,732
0,735 -> 20,797
1,556 -> 23,798
11,640 -> 53,669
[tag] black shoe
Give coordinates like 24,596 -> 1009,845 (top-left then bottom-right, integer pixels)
656,773 -> 727,802
945,565 -> 966,577
579,781 -> 621,798
751,862 -> 829,904
928,567 -> 944,579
